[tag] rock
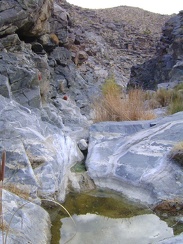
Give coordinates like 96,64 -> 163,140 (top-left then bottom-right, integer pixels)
32,42 -> 46,54
78,139 -> 88,151
1,190 -> 51,244
0,34 -> 22,51
0,74 -> 11,98
49,3 -> 71,44
0,95 -> 83,202
85,112 -> 183,205
13,87 -> 41,108
0,0 -> 53,38
39,33 -> 59,53
128,11 -> 183,89
68,171 -> 95,192
158,233 -> 183,244
51,46 -> 71,66
74,50 -> 88,65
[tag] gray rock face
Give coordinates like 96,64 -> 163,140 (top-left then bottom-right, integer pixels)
0,0 -> 53,37
86,112 -> 183,205
1,190 -> 51,244
0,95 -> 83,202
129,11 -> 183,89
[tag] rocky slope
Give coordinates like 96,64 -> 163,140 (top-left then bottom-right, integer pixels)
58,0 -> 171,114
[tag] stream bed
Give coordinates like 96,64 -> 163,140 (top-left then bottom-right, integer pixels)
45,189 -> 183,244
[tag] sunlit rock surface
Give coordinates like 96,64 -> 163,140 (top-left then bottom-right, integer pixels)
86,112 -> 183,205
0,95 -> 83,201
1,190 -> 51,244
60,213 -> 173,244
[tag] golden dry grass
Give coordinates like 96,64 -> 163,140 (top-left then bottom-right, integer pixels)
4,184 -> 30,200
93,88 -> 155,122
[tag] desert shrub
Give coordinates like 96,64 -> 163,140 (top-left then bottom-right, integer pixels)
155,88 -> 173,107
144,83 -> 183,114
92,78 -> 155,122
169,141 -> 183,165
167,86 -> 183,114
102,77 -> 121,97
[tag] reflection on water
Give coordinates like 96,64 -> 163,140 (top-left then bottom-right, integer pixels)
45,189 -> 182,244
61,213 -> 173,244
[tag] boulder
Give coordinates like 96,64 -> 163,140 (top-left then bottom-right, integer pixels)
1,190 -> 51,243
86,112 -> 183,206
49,3 -> 71,44
0,0 -> 53,38
0,95 -> 83,202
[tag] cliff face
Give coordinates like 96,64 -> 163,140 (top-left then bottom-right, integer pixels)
129,11 -> 183,89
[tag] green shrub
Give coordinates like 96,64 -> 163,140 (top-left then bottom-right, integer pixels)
102,77 -> 121,97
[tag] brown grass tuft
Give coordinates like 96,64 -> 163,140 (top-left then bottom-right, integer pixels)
3,184 -> 30,200
93,88 -> 155,122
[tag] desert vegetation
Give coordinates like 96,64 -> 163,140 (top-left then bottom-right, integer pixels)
146,83 -> 183,114
92,78 -> 183,122
169,141 -> 183,165
92,77 -> 155,122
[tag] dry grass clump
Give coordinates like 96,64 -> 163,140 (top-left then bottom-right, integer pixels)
169,141 -> 183,165
155,89 -> 173,107
3,184 -> 30,201
92,78 -> 155,122
144,84 -> 183,115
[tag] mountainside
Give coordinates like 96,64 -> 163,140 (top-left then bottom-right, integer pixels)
60,0 -> 170,80
56,0 -> 171,114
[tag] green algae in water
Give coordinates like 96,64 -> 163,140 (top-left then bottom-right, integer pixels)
71,162 -> 86,172
46,189 -> 151,244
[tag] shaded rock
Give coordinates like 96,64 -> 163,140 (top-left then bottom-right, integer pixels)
49,2 -> 71,44
86,112 -> 183,205
51,46 -> 71,66
0,0 -> 53,38
0,34 -> 22,51
32,42 -> 46,54
39,33 -> 59,53
68,171 -> 95,193
0,74 -> 11,98
129,11 -> 183,89
13,87 -> 41,108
